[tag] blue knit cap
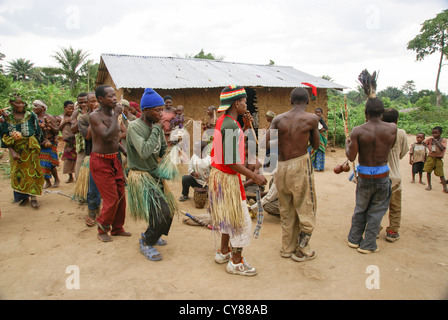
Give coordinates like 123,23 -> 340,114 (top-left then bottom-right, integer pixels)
140,88 -> 165,110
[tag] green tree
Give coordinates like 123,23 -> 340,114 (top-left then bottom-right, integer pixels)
193,49 -> 224,61
407,9 -> 448,107
0,50 -> 5,74
6,58 -> 38,82
377,86 -> 406,101
51,46 -> 92,91
401,80 -> 416,97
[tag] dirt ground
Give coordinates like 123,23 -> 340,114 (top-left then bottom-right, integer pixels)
0,134 -> 447,301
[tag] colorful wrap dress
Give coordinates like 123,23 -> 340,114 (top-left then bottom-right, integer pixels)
0,109 -> 45,201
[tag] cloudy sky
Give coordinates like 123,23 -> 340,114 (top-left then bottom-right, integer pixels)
1,0 -> 447,93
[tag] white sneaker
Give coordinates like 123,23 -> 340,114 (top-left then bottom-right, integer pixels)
226,257 -> 257,276
214,250 -> 231,264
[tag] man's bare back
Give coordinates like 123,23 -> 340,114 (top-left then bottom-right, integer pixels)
271,108 -> 320,162
346,118 -> 397,167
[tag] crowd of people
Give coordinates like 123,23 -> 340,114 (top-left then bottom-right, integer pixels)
0,80 -> 447,277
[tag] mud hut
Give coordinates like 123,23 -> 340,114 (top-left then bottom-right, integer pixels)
96,54 -> 347,130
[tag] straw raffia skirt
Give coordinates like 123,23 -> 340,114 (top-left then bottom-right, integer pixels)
127,170 -> 178,224
72,156 -> 90,202
208,168 -> 245,234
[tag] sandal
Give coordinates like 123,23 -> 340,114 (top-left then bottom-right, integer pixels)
85,216 -> 96,227
111,230 -> 132,237
156,238 -> 167,246
141,233 -> 167,246
97,233 -> 113,242
19,198 -> 30,207
179,195 -> 190,202
357,247 -> 379,254
139,239 -> 162,261
291,250 -> 317,262
30,199 -> 40,209
85,211 -> 97,227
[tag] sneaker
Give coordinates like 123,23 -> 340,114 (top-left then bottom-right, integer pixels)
386,230 -> 400,242
226,257 -> 257,276
214,250 -> 231,264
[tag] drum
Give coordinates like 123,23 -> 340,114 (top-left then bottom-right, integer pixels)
193,187 -> 208,209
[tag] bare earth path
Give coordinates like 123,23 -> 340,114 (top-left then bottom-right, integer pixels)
0,134 -> 447,300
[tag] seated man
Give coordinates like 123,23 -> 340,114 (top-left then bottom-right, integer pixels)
179,141 -> 211,202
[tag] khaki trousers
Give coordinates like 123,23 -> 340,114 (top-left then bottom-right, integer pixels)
275,154 -> 317,257
386,181 -> 402,233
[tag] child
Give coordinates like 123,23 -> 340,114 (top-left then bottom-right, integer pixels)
59,101 -> 77,183
423,126 -> 448,193
409,133 -> 427,184
171,105 -> 185,129
308,107 -> 328,171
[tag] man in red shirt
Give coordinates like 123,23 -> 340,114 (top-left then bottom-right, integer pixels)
209,85 -> 267,276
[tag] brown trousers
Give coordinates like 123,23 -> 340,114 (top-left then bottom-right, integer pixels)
385,182 -> 402,233
275,154 -> 317,257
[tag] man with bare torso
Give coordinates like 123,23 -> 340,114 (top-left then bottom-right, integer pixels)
346,97 -> 397,254
89,85 -> 130,242
266,87 -> 320,262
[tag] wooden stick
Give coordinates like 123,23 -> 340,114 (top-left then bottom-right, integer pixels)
343,98 -> 358,182
250,122 -> 259,145
180,210 -> 214,230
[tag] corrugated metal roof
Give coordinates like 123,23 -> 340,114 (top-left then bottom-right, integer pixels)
97,54 -> 347,90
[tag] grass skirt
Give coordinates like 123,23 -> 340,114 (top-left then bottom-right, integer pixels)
72,156 -> 90,202
208,168 -> 245,234
127,170 -> 178,224
153,147 -> 180,182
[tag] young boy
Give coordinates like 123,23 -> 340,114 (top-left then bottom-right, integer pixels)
423,126 -> 448,193
308,107 -> 328,172
171,105 -> 185,129
410,133 -> 427,184
381,108 -> 409,243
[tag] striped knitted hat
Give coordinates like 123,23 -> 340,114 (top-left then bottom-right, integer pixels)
218,85 -> 247,113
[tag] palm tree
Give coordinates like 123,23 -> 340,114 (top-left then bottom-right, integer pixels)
51,46 -> 92,90
6,58 -> 37,81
